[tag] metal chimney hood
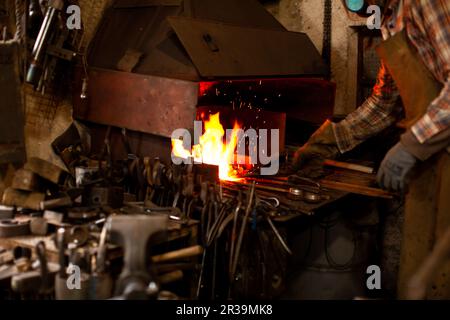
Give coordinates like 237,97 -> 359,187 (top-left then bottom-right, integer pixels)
87,0 -> 327,80
74,0 -> 330,139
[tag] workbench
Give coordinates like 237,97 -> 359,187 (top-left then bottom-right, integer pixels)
0,218 -> 199,263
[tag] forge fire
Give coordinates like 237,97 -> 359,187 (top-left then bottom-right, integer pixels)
172,112 -> 245,181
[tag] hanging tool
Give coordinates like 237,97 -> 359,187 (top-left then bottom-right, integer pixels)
27,0 -> 78,91
27,0 -> 63,85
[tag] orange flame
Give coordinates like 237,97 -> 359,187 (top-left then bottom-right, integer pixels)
172,113 -> 242,181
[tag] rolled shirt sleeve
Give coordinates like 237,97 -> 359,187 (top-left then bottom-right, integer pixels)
408,0 -> 450,144
333,63 -> 403,153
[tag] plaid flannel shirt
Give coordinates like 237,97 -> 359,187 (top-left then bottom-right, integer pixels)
334,0 -> 450,153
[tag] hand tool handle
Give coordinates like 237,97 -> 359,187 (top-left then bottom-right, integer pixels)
323,159 -> 374,174
152,245 -> 203,263
40,196 -> 73,210
158,270 -> 184,285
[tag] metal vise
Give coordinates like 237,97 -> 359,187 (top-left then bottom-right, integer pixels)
109,215 -> 168,300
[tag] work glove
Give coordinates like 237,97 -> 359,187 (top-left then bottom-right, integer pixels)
292,120 -> 340,174
377,142 -> 418,193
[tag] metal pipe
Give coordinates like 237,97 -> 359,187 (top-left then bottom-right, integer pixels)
223,181 -> 288,194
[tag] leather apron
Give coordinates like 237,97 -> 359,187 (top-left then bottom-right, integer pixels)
376,31 -> 450,299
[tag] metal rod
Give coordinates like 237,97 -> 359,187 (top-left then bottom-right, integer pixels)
229,197 -> 241,279
231,182 -> 256,279
323,159 -> 375,174
266,217 -> 292,255
244,177 -> 290,187
319,179 -> 394,199
223,181 -> 288,194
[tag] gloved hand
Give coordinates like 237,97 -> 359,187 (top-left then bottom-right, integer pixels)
292,120 -> 340,173
377,142 -> 418,193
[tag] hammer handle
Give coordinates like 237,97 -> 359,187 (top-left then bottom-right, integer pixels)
158,270 -> 184,285
152,245 -> 203,264
40,196 -> 72,210
324,160 -> 374,174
